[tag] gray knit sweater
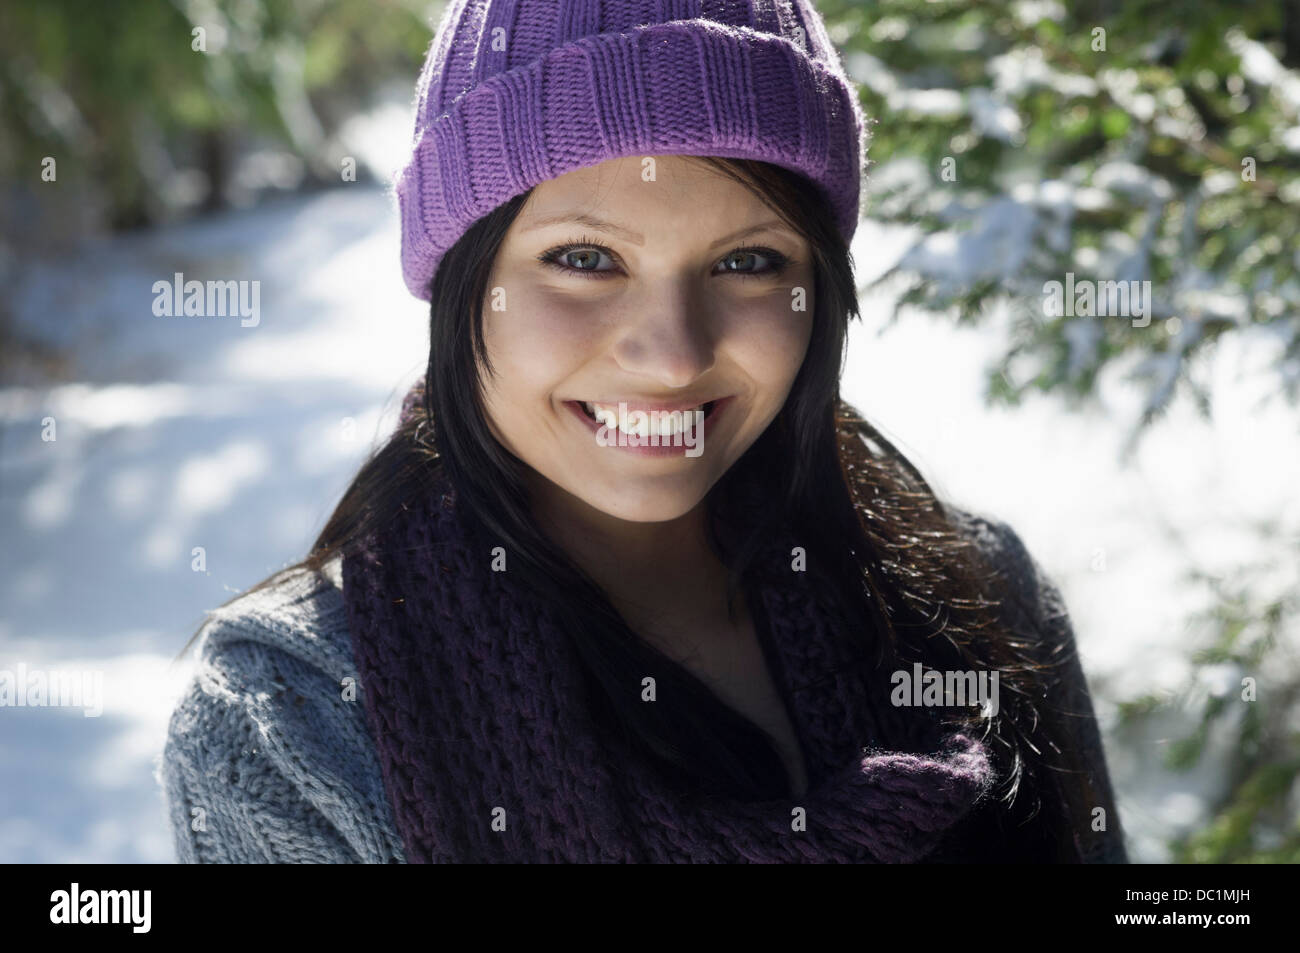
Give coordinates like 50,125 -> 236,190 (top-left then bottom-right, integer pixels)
159,555 -> 406,863
157,512 -> 1127,864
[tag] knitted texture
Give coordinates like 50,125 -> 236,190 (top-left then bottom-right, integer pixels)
159,558 -> 405,862
396,0 -> 866,299
342,477 -> 999,863
335,388 -> 1127,864
158,406 -> 1128,864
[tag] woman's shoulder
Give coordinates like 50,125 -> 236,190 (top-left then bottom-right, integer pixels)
944,506 -> 1064,610
158,556 -> 405,863
188,557 -> 356,681
939,505 -> 1129,862
936,503 -> 1090,712
941,504 -> 1084,676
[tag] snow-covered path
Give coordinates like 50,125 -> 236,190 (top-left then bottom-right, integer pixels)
1,185 -> 425,861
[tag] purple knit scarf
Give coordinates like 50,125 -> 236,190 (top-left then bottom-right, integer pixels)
341,411 -> 999,863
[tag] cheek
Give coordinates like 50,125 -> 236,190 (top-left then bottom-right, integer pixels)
714,285 -> 814,393
486,279 -> 613,356
480,283 -> 602,411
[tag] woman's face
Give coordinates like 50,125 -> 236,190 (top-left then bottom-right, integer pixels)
479,154 -> 815,525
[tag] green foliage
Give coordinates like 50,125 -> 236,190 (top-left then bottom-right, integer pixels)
1174,760 -> 1300,862
1112,536 -> 1300,862
821,0 -> 1300,426
0,0 -> 434,227
1161,558 -> 1300,862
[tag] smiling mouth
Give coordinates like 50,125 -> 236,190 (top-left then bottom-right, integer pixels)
572,395 -> 733,439
578,400 -> 716,420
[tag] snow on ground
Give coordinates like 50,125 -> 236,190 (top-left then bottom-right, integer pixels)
2,184 -> 1295,863
1,183 -> 426,862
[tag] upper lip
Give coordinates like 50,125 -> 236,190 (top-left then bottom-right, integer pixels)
572,396 -> 726,413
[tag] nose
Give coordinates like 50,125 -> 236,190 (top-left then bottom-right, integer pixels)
609,277 -> 715,387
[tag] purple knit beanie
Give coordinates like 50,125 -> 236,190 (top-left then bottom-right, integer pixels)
396,0 -> 866,301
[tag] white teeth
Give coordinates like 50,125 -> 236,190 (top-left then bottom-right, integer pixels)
586,401 -> 705,437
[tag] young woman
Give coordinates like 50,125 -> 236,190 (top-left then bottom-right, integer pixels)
161,0 -> 1127,863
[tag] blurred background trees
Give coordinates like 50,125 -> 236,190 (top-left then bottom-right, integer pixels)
0,0 -> 430,235
824,0 -> 1300,428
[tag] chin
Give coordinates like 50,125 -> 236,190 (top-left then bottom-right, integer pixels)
562,472 -> 712,524
592,500 -> 700,524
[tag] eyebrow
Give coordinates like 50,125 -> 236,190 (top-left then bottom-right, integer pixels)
519,213 -> 796,249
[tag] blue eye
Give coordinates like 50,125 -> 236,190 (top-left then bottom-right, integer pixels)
557,248 -> 612,271
536,236 -> 617,278
715,248 -> 787,276
536,237 -> 791,280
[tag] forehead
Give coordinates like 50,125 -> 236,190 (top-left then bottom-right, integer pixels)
516,155 -> 772,236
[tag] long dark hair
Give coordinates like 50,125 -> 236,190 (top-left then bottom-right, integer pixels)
180,156 -> 1086,853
